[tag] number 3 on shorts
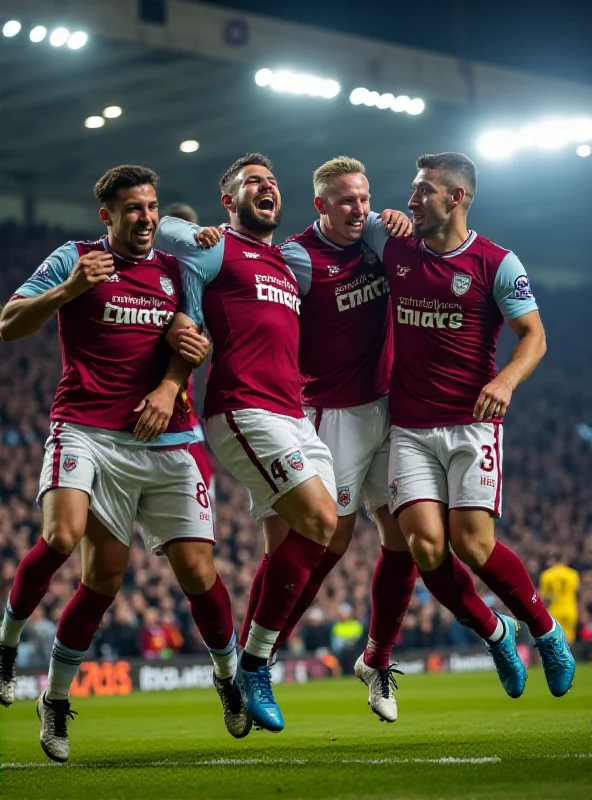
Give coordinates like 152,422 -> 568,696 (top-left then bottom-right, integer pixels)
480,445 -> 495,472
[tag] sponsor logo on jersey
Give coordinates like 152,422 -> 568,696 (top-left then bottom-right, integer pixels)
243,251 -> 261,259
255,282 -> 301,314
102,302 -> 175,327
396,304 -> 463,329
160,276 -> 175,296
451,273 -> 472,296
396,265 -> 411,277
63,454 -> 78,472
336,275 -> 389,312
327,265 -> 340,275
337,486 -> 351,508
286,451 -> 304,471
361,242 -> 379,266
513,274 -> 533,299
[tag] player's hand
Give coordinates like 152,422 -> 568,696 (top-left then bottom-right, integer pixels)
133,382 -> 179,442
473,376 -> 514,421
195,227 -> 222,249
63,252 -> 115,300
380,209 -> 412,237
176,329 -> 211,366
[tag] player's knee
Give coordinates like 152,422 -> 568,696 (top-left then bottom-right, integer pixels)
303,503 -> 337,546
408,531 -> 445,571
43,521 -> 84,555
177,558 -> 217,595
450,533 -> 493,570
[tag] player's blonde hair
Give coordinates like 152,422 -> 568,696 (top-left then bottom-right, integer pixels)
313,156 -> 366,198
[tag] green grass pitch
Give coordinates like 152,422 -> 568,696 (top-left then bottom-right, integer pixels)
1,665 -> 589,800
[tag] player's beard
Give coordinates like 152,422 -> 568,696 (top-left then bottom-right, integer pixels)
412,211 -> 441,240
125,230 -> 155,257
237,200 -> 282,234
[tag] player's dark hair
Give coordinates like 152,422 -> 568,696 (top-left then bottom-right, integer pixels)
93,165 -> 159,207
163,203 -> 199,224
416,152 -> 477,206
219,153 -> 274,195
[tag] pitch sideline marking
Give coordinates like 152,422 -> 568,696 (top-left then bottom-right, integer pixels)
2,754 -> 591,770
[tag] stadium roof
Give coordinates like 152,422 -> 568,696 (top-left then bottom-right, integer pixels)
2,0 -> 592,284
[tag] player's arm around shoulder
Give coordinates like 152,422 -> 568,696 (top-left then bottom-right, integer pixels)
0,242 -> 114,341
473,253 -> 546,422
361,210 -> 411,267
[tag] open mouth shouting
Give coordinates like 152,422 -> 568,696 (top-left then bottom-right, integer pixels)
255,193 -> 276,215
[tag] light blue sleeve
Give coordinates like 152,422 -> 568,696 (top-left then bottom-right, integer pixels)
361,211 -> 390,261
493,252 -> 538,320
13,241 -> 79,297
279,240 -> 313,295
155,216 -> 224,325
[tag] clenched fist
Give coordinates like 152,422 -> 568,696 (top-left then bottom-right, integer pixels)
63,251 -> 115,301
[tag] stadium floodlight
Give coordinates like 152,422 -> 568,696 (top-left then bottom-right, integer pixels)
67,31 -> 88,50
49,27 -> 70,47
180,140 -> 199,153
362,90 -> 380,107
255,68 -> 272,87
391,95 -> 410,113
84,116 -> 105,129
407,98 -> 425,116
476,129 -> 516,160
29,26 -> 47,42
103,106 -> 122,119
255,68 -> 341,100
349,88 -> 368,106
478,116 -> 592,159
377,93 -> 396,110
2,20 -> 21,37
577,144 -> 592,158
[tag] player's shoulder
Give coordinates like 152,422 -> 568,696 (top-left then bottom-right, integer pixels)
152,247 -> 181,272
71,237 -> 106,255
285,224 -> 317,248
472,233 -> 513,263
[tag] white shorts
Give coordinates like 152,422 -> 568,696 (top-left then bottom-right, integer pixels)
205,409 -> 336,519
388,423 -> 503,517
39,422 -> 215,555
305,397 -> 390,517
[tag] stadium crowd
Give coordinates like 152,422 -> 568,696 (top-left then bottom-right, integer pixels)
1,222 -> 590,667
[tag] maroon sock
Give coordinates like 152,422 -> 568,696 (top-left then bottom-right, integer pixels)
185,574 -> 235,650
419,551 -> 497,639
9,538 -> 70,619
56,584 -> 114,651
364,549 -> 417,670
239,553 -> 269,647
274,549 -> 342,652
253,530 -> 326,632
474,541 -> 553,638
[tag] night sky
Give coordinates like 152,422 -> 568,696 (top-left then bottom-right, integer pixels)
204,0 -> 592,86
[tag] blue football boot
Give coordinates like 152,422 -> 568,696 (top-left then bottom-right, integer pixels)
534,619 -> 575,697
236,655 -> 284,732
485,613 -> 527,698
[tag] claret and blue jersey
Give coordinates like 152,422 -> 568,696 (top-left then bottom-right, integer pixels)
361,212 -> 539,428
13,236 -> 193,444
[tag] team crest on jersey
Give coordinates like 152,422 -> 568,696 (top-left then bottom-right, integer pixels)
62,454 -> 78,472
361,242 -> 379,266
389,478 -> 400,503
396,264 -> 411,277
160,276 -> 175,296
327,265 -> 340,275
286,451 -> 304,471
514,274 -> 533,299
32,262 -> 50,281
243,251 -> 261,259
337,486 -> 351,508
451,273 -> 472,296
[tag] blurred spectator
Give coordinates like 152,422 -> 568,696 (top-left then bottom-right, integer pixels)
140,607 -> 183,659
